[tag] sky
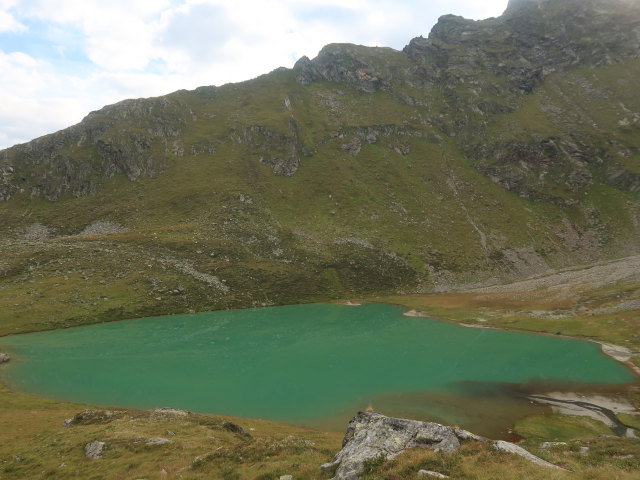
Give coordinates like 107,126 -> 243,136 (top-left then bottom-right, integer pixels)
0,0 -> 508,149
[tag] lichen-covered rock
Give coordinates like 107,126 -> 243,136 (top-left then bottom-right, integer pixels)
146,437 -> 171,445
417,470 -> 449,478
63,409 -> 124,427
78,221 -> 125,237
322,412 -> 461,480
84,441 -> 106,459
152,407 -> 189,417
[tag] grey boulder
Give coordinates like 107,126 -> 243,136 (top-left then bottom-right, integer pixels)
322,412 -> 461,480
84,441 -> 106,459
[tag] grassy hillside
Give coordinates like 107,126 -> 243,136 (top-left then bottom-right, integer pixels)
1,51 -> 640,331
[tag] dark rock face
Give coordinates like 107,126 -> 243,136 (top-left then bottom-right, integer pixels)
0,96 -> 188,201
404,0 -> 640,92
293,56 -> 319,85
473,137 -> 598,205
234,121 -> 303,176
322,412 -> 463,480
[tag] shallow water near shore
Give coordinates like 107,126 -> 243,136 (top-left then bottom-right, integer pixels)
0,303 -> 635,438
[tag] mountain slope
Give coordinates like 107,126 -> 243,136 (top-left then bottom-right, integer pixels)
1,0 -> 639,332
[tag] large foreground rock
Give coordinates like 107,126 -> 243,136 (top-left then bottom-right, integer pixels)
322,412 -> 565,479
322,412 -> 462,480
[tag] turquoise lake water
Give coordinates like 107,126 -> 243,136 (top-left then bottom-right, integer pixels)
0,303 -> 635,437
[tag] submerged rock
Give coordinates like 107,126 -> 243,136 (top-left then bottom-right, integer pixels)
84,441 -> 106,459
322,412 -> 462,480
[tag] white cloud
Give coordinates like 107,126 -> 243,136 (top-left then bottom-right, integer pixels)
0,3 -> 25,33
0,0 -> 509,149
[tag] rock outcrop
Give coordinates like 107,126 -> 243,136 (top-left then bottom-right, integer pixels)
145,437 -> 171,445
323,412 -> 565,479
321,412 -> 464,480
63,409 -> 125,427
84,441 -> 106,459
493,440 -> 566,470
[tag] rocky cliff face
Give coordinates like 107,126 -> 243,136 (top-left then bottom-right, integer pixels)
0,97 -> 190,201
0,0 -> 639,330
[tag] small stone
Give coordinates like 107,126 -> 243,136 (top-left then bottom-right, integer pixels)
0,353 -> 10,363
146,437 -> 171,445
85,441 -> 106,459
279,476 -> 293,480
166,430 -> 175,436
417,470 -> 449,478
539,441 -> 567,450
579,446 -> 590,454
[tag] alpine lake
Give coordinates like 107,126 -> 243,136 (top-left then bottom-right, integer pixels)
0,303 -> 635,438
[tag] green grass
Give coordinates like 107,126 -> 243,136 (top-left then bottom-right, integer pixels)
514,415 -> 614,443
617,413 -> 640,431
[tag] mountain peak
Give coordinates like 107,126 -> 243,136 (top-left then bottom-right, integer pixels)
505,0 -> 546,14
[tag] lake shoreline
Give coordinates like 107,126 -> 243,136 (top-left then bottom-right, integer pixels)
381,302 -> 640,380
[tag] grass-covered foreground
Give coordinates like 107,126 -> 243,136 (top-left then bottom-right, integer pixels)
1,381 -> 639,480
